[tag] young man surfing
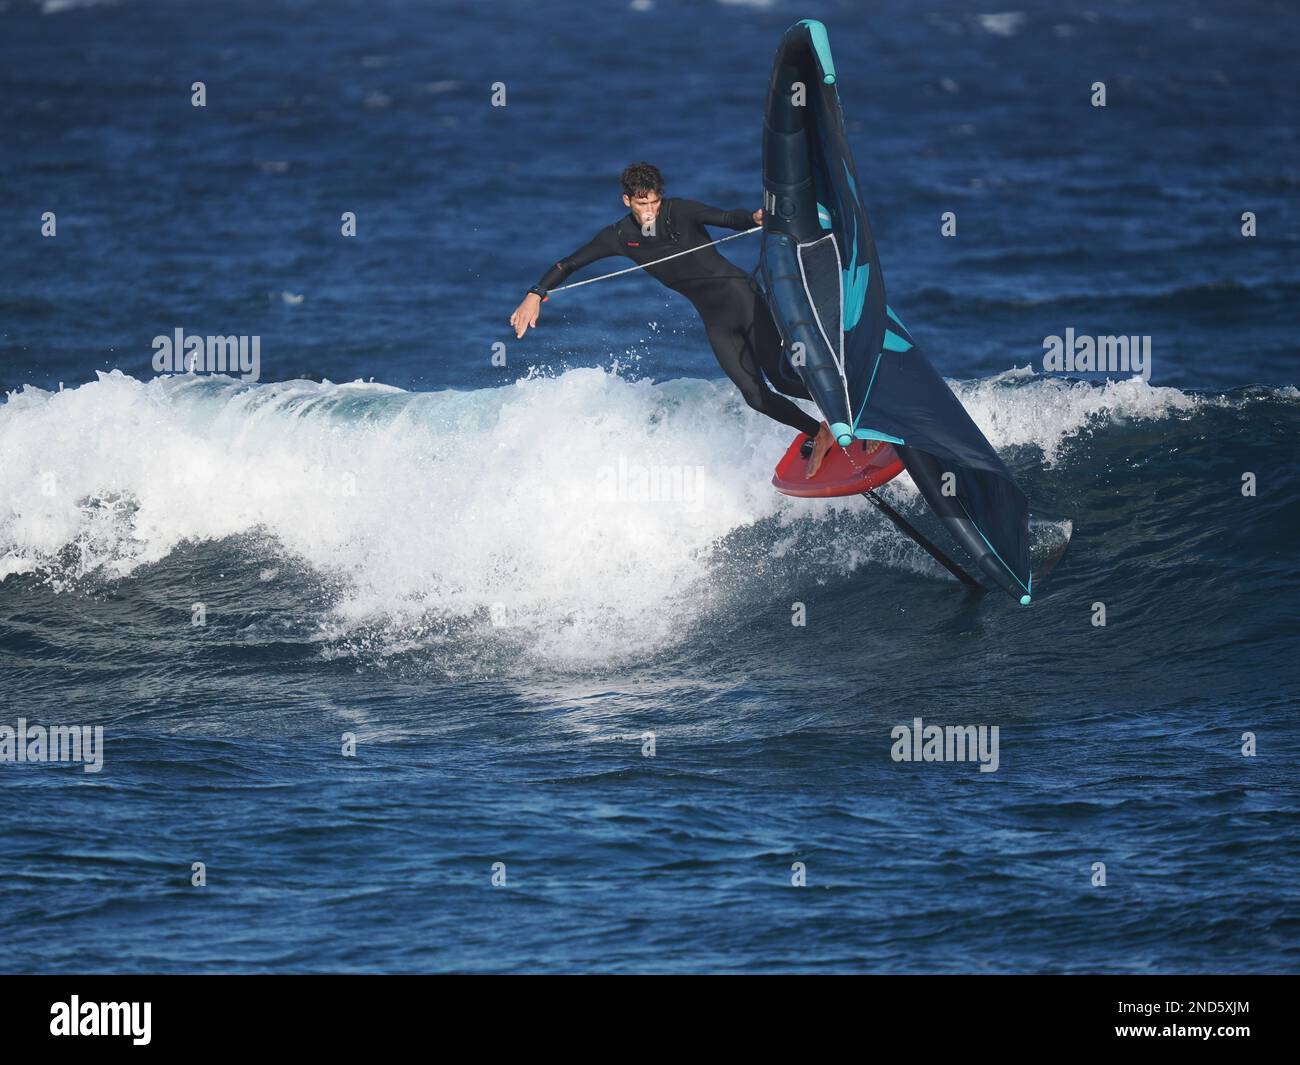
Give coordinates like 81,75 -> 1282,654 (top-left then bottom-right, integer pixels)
509,162 -> 836,477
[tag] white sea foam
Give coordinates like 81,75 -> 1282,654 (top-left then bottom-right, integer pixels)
949,365 -> 1203,463
0,367 -> 1215,662
976,12 -> 1026,38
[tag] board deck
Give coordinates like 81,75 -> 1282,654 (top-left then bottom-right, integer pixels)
772,433 -> 905,498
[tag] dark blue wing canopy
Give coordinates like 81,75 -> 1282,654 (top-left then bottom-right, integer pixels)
760,19 -> 886,442
759,19 -> 1032,601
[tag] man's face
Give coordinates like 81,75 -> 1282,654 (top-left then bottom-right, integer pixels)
623,190 -> 662,229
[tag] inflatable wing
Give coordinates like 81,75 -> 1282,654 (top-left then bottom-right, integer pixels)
759,19 -> 1033,603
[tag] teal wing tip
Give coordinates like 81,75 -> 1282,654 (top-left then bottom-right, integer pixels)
829,422 -> 853,447
1019,595 -> 1032,606
798,19 -> 837,85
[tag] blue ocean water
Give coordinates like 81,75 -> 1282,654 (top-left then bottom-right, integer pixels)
1,0 -> 1298,973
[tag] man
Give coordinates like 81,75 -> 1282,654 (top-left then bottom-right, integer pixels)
510,162 -> 836,477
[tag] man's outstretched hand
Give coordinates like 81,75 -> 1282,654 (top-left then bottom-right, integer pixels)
510,293 -> 542,339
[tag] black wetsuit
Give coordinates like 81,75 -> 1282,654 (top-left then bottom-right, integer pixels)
530,198 -> 821,438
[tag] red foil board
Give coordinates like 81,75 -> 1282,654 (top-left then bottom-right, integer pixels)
772,435 -> 905,498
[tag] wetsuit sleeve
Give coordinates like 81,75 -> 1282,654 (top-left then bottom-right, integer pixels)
531,226 -> 623,297
672,198 -> 757,232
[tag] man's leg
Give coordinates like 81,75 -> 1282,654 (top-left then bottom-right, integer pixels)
742,292 -> 841,476
705,322 -> 821,438
746,293 -> 814,401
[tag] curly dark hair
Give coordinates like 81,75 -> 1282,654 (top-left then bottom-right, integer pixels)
620,162 -> 664,198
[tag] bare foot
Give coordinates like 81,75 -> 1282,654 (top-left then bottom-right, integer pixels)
804,423 -> 836,478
